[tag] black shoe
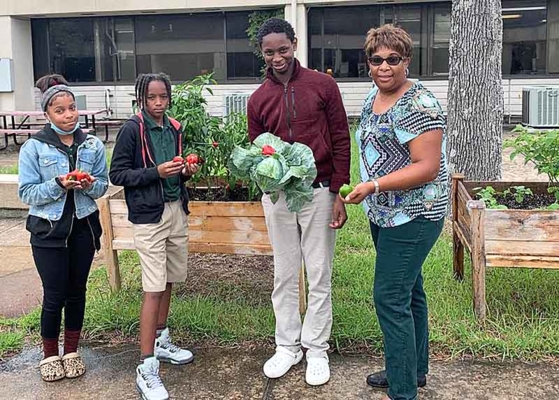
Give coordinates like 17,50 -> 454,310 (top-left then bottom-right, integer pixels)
366,370 -> 427,388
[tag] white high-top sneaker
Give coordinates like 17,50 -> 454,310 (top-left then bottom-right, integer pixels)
154,328 -> 194,365
136,357 -> 169,400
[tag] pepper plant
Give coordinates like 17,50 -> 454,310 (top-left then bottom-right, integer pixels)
505,125 -> 559,208
169,74 -> 257,198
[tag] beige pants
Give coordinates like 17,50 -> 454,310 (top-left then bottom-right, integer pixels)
133,201 -> 188,292
262,187 -> 336,358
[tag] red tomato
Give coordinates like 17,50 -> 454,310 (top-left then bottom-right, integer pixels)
262,145 -> 276,156
185,154 -> 200,164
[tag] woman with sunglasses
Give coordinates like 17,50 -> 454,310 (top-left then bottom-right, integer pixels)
342,25 -> 449,400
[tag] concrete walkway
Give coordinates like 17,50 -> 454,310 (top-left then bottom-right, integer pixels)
1,344 -> 558,399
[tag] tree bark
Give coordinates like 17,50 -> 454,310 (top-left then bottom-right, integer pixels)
447,0 -> 503,180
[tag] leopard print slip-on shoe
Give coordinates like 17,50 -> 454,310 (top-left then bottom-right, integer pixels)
62,352 -> 86,379
39,356 -> 65,382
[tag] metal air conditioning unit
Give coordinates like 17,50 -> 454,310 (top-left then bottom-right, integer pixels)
521,86 -> 559,128
223,93 -> 251,116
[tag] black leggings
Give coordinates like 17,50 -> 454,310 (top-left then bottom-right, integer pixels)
32,220 -> 96,339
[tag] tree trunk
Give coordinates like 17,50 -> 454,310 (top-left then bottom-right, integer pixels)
447,0 -> 503,181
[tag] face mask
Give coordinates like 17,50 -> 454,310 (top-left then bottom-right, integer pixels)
50,121 -> 80,136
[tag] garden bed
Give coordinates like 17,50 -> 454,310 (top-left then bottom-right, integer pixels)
451,174 -> 559,321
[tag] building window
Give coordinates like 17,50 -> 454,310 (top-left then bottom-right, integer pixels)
48,18 -> 96,83
309,4 -> 434,78
32,17 -> 135,83
100,18 -> 136,82
135,13 -> 226,82
383,5 -> 423,77
226,12 -> 265,80
502,0 -> 547,75
32,11 -> 268,83
309,6 -> 380,78
431,4 -> 451,76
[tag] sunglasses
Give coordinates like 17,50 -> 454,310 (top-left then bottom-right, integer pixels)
367,55 -> 404,66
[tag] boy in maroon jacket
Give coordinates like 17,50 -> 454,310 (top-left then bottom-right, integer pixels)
247,18 -> 350,386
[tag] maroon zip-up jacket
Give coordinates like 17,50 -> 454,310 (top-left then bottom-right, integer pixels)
247,59 -> 351,193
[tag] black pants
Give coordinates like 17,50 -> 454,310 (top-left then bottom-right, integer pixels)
32,219 -> 96,339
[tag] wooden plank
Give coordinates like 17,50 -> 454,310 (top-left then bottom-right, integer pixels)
189,201 -> 265,217
457,183 -> 472,227
111,239 -> 272,255
487,255 -> 559,269
469,201 -> 487,321
109,199 -> 265,217
112,225 -> 271,246
457,182 -> 472,205
108,187 -> 125,200
98,196 -> 121,292
453,221 -> 472,252
109,199 -> 129,215
190,229 -> 270,246
110,213 -> 268,233
486,240 -> 559,257
484,210 -> 559,241
112,225 -> 134,240
452,175 -> 466,280
189,216 -> 268,232
112,239 -> 135,250
451,175 -> 465,220
457,209 -> 472,240
187,242 -> 272,255
453,232 -> 465,280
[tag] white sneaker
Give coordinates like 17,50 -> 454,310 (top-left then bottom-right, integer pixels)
305,356 -> 330,386
263,347 -> 304,379
155,328 -> 194,365
136,357 -> 169,400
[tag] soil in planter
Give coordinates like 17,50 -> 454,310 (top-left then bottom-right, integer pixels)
187,186 -> 262,202
493,193 -> 557,210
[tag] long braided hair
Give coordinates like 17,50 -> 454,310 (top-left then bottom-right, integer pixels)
134,73 -> 173,110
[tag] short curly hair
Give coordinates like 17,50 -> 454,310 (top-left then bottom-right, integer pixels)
257,18 -> 296,46
364,24 -> 413,59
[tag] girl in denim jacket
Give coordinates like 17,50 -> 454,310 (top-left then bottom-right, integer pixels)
18,74 -> 108,382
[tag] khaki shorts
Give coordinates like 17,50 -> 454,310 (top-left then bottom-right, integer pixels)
133,201 -> 188,292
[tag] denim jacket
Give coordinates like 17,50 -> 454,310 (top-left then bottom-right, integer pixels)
18,127 -> 109,221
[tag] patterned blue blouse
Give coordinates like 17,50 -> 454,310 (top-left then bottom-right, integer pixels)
356,82 -> 449,228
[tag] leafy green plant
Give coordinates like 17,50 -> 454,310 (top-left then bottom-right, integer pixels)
473,186 -> 508,209
503,185 -> 533,204
505,126 -> 559,183
169,74 -> 258,198
547,187 -> 559,203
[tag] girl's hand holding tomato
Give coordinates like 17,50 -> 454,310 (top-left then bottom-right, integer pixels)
60,170 -> 94,190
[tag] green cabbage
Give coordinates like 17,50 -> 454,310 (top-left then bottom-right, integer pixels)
229,132 -> 317,212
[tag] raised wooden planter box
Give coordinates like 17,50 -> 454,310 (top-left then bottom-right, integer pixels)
451,174 -> 559,321
98,188 -> 307,313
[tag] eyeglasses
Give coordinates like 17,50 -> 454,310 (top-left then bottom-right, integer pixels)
367,55 -> 404,66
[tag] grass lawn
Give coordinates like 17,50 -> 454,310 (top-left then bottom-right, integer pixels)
2,140 -> 559,361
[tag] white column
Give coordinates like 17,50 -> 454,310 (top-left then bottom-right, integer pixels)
0,17 -> 35,111
296,4 -> 308,68
284,3 -> 309,68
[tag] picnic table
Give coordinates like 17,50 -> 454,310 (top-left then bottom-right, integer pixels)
0,109 -> 109,149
